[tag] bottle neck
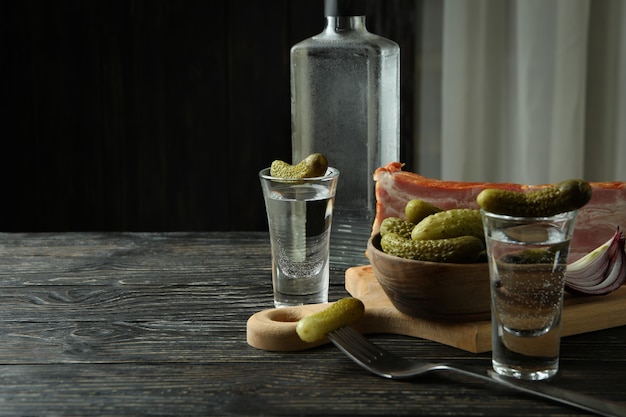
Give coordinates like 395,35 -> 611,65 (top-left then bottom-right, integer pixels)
324,16 -> 367,34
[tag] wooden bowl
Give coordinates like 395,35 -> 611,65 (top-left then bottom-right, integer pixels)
366,234 -> 491,322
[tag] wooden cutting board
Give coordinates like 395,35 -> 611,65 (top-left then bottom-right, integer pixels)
247,265 -> 626,353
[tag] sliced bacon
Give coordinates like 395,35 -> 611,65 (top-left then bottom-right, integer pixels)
373,162 -> 626,261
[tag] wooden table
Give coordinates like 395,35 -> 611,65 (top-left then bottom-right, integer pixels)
0,232 -> 624,416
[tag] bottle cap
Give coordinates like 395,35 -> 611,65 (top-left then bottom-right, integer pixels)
324,0 -> 366,17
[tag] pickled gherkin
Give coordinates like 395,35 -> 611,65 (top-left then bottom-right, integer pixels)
476,179 -> 592,217
411,209 -> 484,241
380,217 -> 414,239
404,199 -> 441,224
270,153 -> 329,179
296,297 -> 365,343
381,233 -> 485,263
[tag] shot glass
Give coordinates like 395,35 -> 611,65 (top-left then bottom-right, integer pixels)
259,167 -> 339,307
481,209 -> 578,380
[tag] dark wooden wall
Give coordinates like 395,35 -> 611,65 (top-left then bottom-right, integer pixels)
2,0 -> 416,232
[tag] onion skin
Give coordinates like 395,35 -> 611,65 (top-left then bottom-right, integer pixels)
565,228 -> 626,295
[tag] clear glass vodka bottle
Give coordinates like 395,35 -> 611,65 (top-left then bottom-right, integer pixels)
290,0 -> 400,267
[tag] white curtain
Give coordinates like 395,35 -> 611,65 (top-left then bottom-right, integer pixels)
414,0 -> 626,184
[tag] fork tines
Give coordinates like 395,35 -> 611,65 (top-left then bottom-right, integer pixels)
328,326 -> 385,364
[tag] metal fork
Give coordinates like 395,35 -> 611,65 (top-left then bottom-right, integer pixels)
327,327 -> 626,417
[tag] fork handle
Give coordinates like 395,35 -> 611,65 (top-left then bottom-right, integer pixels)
450,365 -> 626,417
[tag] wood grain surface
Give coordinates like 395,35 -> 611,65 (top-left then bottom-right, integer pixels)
0,232 -> 625,416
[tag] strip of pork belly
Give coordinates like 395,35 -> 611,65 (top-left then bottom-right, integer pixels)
373,162 -> 626,261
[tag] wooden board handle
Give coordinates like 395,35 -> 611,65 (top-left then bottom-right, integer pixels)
246,304 -> 332,351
